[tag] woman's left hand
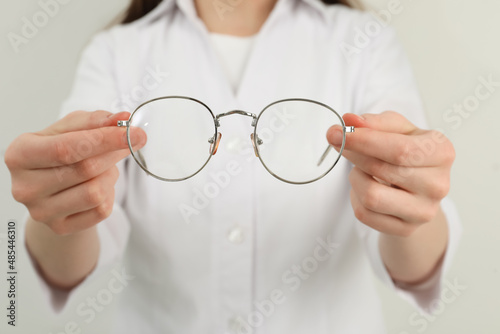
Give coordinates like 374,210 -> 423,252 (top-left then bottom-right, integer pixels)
327,111 -> 455,237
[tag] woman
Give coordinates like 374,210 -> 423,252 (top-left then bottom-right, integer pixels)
5,0 -> 460,332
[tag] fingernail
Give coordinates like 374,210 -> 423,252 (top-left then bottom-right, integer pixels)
329,128 -> 343,146
122,131 -> 129,145
129,128 -> 145,147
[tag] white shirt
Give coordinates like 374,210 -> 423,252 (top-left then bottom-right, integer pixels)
209,33 -> 256,93
27,0 -> 462,333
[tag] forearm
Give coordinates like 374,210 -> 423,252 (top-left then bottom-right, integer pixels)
25,217 -> 100,290
379,208 -> 449,285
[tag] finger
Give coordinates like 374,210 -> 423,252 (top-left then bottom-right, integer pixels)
29,167 -> 119,223
327,125 -> 445,167
343,111 -> 418,135
339,149 -> 447,197
350,190 -> 417,237
40,111 -> 131,135
349,167 -> 437,224
18,148 -> 130,198
20,126 -> 146,169
49,194 -> 115,235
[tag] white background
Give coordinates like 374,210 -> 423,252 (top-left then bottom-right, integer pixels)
1,0 -> 499,333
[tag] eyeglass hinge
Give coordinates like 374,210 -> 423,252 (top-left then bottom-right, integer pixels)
117,120 -> 129,127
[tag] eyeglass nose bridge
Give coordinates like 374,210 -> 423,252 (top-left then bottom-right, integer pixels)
215,110 -> 257,127
213,109 -> 260,157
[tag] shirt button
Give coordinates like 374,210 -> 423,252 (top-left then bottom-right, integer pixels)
227,226 -> 244,244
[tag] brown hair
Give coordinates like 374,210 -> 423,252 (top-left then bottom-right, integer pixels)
122,0 -> 360,24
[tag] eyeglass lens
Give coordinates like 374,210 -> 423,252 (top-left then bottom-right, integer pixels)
254,100 -> 343,184
126,97 -> 344,183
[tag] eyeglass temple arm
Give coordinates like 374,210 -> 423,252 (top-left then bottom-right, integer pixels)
317,126 -> 355,166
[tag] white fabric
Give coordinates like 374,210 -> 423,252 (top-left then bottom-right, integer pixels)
24,0 -> 462,333
209,33 -> 256,93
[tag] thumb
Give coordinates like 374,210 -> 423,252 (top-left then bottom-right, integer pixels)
343,111 -> 418,134
325,113 -> 364,148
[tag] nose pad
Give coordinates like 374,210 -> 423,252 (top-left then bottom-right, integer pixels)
250,133 -> 262,157
209,132 -> 222,155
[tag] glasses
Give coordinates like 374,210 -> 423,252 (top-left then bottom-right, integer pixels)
117,96 -> 354,185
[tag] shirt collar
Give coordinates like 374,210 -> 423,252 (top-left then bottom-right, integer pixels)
134,0 -> 329,25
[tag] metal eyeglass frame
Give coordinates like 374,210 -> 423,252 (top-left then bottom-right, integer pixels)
117,96 -> 355,185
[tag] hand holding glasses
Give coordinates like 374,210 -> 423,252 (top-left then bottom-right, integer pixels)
118,96 -> 354,184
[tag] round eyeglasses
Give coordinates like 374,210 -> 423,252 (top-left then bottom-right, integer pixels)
117,96 -> 354,185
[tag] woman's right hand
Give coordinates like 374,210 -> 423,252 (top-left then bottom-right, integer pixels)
4,110 -> 147,236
